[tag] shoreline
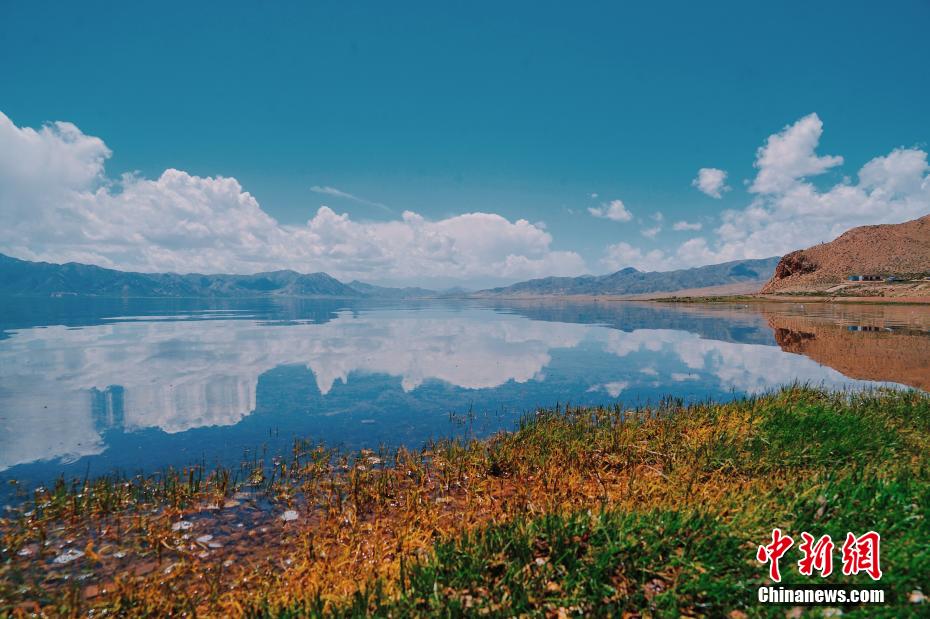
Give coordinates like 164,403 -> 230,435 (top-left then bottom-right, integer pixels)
650,294 -> 930,305
470,292 -> 930,305
1,386 -> 928,616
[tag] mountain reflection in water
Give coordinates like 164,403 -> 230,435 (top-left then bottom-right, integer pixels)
0,298 -> 927,487
762,303 -> 930,391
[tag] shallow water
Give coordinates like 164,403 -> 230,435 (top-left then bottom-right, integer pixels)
1,296 -> 928,491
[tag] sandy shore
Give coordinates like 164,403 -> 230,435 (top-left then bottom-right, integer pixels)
753,294 -> 930,304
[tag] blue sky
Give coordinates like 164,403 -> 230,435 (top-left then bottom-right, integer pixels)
1,1 -> 929,286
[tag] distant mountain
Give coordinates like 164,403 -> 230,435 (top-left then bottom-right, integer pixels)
0,253 -> 361,298
345,280 -> 438,299
0,252 -> 780,300
473,257 -> 781,297
761,214 -> 930,293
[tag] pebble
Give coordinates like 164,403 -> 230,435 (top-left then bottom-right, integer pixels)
281,510 -> 299,522
171,521 -> 193,531
52,549 -> 84,564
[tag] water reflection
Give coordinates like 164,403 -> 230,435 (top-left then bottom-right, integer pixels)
0,299 -> 926,483
760,304 -> 930,391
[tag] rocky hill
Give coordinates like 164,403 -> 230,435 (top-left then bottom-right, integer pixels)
474,257 -> 780,298
761,214 -> 930,293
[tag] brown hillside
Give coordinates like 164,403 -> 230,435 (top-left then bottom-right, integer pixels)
761,214 -> 930,293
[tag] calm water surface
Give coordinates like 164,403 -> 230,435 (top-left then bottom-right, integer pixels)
2,297 -> 928,492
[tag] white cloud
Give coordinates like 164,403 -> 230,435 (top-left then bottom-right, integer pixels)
601,236 -> 719,272
641,225 -> 662,239
710,116 -> 930,262
692,167 -> 730,198
749,113 -> 843,194
673,221 -> 702,231
309,185 -> 392,213
603,113 -> 930,272
588,199 -> 633,222
0,112 -> 586,287
857,147 -> 928,194
601,242 -> 665,271
0,113 -> 110,225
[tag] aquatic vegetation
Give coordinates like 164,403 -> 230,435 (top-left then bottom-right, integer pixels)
1,386 -> 928,617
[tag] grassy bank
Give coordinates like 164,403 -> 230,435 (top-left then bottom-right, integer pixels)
2,387 -> 929,617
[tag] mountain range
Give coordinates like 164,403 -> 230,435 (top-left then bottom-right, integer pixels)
0,253 -> 366,298
0,252 -> 781,299
472,257 -> 780,297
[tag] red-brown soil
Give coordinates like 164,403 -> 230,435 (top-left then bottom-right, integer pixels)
761,214 -> 930,294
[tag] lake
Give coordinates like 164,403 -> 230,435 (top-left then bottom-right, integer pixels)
1,297 -> 928,493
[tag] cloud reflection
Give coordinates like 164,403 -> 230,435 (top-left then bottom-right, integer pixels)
0,310 -> 587,469
0,307 -> 894,471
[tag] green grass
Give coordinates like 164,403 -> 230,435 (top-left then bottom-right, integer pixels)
752,395 -> 903,469
246,387 -> 930,618
259,470 -> 929,618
